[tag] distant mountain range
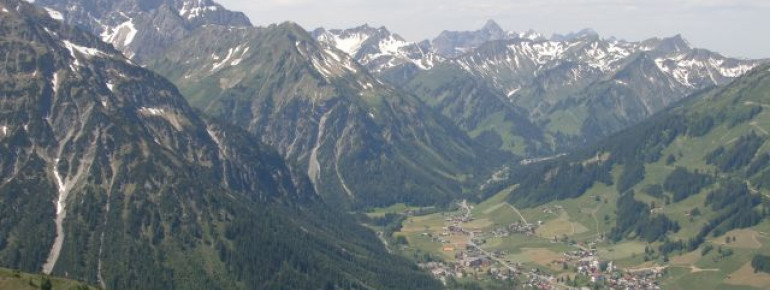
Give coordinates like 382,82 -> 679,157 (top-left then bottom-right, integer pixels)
415,31 -> 762,150
313,21 -> 765,154
39,0 -> 767,156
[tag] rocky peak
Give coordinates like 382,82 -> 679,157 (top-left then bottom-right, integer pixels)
481,19 -> 505,36
649,34 -> 691,55
34,0 -> 251,62
315,23 -> 444,77
432,19 -> 514,58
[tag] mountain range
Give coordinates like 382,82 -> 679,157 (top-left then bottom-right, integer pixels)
36,0 -> 251,62
0,0 -> 440,288
313,20 -> 765,155
4,0 -> 770,288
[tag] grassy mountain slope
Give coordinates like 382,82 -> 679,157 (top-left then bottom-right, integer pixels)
408,63 -> 549,156
453,64 -> 770,289
475,64 -> 770,287
0,267 -> 97,290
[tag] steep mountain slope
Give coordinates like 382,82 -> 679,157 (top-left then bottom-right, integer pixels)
0,1 -> 441,289
408,32 -> 765,153
485,64 -> 770,251
313,25 -> 443,84
35,0 -> 251,62
407,64 -> 549,156
147,22 -> 497,209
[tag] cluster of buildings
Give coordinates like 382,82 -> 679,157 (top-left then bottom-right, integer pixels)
508,220 -> 539,236
421,231 -> 664,289
611,268 -> 665,289
416,202 -> 663,289
486,220 -> 540,238
547,248 -> 664,289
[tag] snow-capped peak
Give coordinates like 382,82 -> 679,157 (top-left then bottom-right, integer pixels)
178,0 -> 219,20
510,29 -> 546,42
450,28 -> 763,99
315,25 -> 444,73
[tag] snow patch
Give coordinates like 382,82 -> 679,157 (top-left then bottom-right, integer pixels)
318,30 -> 441,72
106,82 -> 114,92
138,107 -> 165,115
507,87 -> 521,97
207,128 -> 221,147
179,2 -> 218,20
212,48 -> 235,71
719,64 -> 754,78
229,58 -> 243,66
211,45 -> 249,71
100,18 -> 138,48
44,7 -> 63,21
529,41 -> 567,64
62,40 -> 107,68
229,47 -> 249,66
1,125 -> 7,136
2,7 -> 8,13
207,127 -> 226,156
515,30 -> 545,41
310,49 -> 356,80
378,35 -> 409,55
311,57 -> 334,79
51,71 -> 59,93
331,32 -> 369,55
655,54 -> 755,87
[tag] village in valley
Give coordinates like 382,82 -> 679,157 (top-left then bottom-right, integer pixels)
411,200 -> 664,289
368,186 -> 669,289
365,173 -> 770,290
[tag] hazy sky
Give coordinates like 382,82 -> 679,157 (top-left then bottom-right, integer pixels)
217,0 -> 769,59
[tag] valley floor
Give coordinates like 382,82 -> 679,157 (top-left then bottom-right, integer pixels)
374,186 -> 770,289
